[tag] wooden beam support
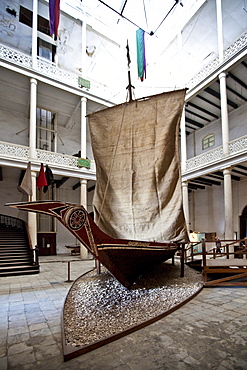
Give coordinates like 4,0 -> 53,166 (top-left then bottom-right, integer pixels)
55,177 -> 69,188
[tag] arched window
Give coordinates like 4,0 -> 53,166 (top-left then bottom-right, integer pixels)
202,133 -> 215,150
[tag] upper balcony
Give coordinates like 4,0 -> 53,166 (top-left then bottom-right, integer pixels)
0,42 -> 115,105
0,140 -> 96,180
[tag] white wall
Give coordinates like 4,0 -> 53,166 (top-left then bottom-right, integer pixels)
189,177 -> 247,239
186,102 -> 247,159
0,110 -> 29,146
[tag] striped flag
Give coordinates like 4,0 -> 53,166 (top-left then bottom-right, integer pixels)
49,0 -> 60,37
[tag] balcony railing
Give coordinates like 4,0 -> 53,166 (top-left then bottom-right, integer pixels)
0,141 -> 95,172
1,135 -> 246,176
1,28 -> 247,100
0,43 -> 111,100
185,134 -> 247,172
186,30 -> 247,91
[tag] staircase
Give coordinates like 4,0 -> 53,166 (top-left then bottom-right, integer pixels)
0,215 -> 39,277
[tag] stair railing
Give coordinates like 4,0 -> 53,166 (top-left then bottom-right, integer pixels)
0,213 -> 38,266
0,214 -> 25,230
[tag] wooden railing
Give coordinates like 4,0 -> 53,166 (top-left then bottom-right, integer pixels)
185,239 -> 247,261
184,239 -> 247,286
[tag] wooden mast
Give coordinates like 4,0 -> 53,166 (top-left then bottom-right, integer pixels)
126,41 -> 135,102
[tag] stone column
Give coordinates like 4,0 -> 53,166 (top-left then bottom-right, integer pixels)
223,167 -> 234,245
219,72 -> 229,156
180,107 -> 187,172
28,170 -> 37,250
182,181 -> 190,233
81,97 -> 87,158
29,78 -> 37,160
32,0 -> 38,69
80,179 -> 88,259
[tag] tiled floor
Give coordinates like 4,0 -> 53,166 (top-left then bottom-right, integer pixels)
0,255 -> 246,370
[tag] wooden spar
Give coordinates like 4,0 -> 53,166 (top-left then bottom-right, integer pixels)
127,70 -> 134,102
126,41 -> 135,102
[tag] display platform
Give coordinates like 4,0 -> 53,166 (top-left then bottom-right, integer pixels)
62,261 -> 203,361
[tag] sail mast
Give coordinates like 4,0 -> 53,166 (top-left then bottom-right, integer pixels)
126,40 -> 135,102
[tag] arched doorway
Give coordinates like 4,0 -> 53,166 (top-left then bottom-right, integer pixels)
239,205 -> 247,239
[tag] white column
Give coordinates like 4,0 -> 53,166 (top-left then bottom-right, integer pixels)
223,168 -> 233,244
29,78 -> 37,160
219,72 -> 229,155
216,0 -> 224,63
80,179 -> 88,259
32,0 -> 38,69
180,107 -> 187,172
28,170 -> 37,249
182,181 -> 190,233
81,97 -> 87,158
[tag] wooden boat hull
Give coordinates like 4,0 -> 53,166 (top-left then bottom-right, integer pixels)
6,201 -> 179,288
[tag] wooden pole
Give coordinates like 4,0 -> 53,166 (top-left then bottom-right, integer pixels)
202,238 -> 207,283
180,244 -> 185,278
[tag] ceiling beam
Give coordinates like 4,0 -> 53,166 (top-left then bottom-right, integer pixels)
236,164 -> 247,172
88,185 -> 96,192
73,183 -> 96,191
232,168 -> 247,176
186,102 -> 218,119
55,177 -> 69,188
214,171 -> 240,181
228,72 -> 247,90
196,94 -> 221,110
72,182 -> 80,190
184,124 -> 197,131
185,117 -> 204,128
190,179 -> 212,186
216,81 -> 247,102
185,108 -> 211,122
207,174 -> 223,181
188,183 -> 205,190
193,178 -> 221,186
205,87 -> 238,109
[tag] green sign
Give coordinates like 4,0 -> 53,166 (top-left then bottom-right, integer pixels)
78,158 -> 90,169
78,77 -> 90,89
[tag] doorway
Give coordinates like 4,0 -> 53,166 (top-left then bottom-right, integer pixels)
240,205 -> 247,239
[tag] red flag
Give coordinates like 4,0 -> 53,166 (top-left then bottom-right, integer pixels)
20,162 -> 33,196
37,164 -> 48,189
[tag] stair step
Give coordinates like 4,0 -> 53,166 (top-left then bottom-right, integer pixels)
0,221 -> 39,277
0,266 -> 39,277
0,261 -> 31,267
0,253 -> 29,257
0,256 -> 31,265
0,245 -> 27,252
0,259 -> 30,263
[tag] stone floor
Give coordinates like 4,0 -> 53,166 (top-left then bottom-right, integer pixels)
0,255 -> 246,370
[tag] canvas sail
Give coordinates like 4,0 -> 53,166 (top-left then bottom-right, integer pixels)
88,89 -> 188,243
